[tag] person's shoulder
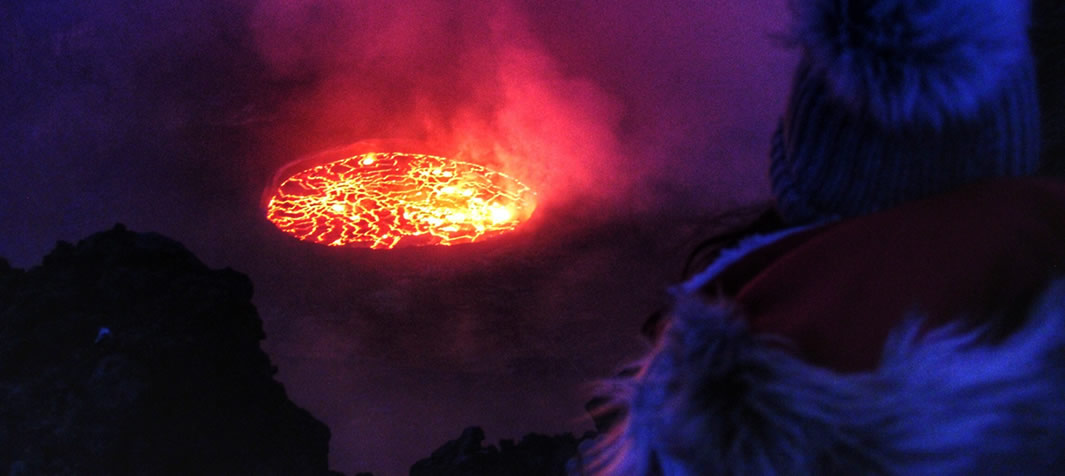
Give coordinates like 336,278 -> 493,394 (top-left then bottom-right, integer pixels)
678,222 -> 824,296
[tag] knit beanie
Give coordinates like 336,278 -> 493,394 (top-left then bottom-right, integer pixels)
771,0 -> 1041,224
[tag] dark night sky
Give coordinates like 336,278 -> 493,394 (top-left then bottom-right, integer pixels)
0,1 -> 794,474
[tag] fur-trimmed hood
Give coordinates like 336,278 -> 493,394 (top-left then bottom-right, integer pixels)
588,280 -> 1065,475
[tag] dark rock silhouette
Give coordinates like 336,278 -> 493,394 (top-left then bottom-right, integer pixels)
410,426 -> 594,476
0,224 -> 343,476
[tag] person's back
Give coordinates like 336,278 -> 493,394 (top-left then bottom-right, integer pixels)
586,0 -> 1065,474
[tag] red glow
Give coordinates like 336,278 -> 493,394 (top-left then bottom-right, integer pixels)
266,152 -> 536,248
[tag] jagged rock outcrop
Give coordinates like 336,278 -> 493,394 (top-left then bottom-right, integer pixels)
410,426 -> 593,476
0,224 -> 342,476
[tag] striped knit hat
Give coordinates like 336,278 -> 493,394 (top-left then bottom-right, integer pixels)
771,0 -> 1041,224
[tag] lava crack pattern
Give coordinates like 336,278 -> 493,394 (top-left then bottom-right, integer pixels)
266,152 -> 536,249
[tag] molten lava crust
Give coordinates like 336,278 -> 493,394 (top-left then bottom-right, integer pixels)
266,152 -> 535,248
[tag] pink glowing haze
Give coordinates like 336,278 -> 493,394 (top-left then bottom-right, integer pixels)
250,0 -> 793,218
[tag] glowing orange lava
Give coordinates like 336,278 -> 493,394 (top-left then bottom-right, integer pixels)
266,152 -> 536,248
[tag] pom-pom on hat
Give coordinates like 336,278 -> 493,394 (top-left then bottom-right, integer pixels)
771,0 -> 1040,224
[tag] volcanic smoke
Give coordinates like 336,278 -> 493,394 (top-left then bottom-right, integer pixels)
266,152 -> 536,249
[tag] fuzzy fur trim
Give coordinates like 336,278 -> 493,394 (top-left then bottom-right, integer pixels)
790,0 -> 1032,127
588,280 -> 1065,475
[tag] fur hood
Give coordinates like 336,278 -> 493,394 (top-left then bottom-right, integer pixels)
588,279 -> 1065,475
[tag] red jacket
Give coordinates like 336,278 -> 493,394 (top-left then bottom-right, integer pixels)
695,177 -> 1065,372
593,178 -> 1065,475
